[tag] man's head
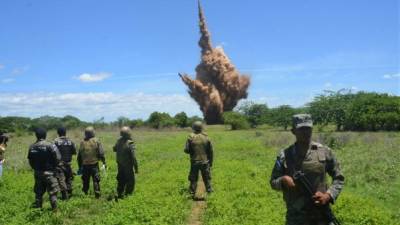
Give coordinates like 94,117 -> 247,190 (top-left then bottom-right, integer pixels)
57,127 -> 67,137
84,126 -> 95,139
291,114 -> 313,143
35,127 -> 47,140
0,133 -> 8,145
192,121 -> 203,133
120,126 -> 132,139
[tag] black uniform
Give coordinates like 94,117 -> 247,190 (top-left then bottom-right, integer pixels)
54,136 -> 76,197
28,139 -> 61,209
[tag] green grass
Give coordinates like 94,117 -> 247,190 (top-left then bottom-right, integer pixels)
0,128 -> 399,224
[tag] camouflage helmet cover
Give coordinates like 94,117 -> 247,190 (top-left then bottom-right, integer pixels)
292,114 -> 313,129
84,126 -> 95,138
192,121 -> 203,132
120,126 -> 132,138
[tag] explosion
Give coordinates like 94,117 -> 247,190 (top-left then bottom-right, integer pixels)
179,1 -> 250,124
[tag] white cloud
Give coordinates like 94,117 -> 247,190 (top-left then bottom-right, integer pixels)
383,73 -> 400,79
1,78 -> 15,83
0,92 -> 201,121
11,66 -> 29,75
76,72 -> 111,83
324,82 -> 332,88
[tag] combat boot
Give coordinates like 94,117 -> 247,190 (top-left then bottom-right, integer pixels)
50,195 -> 58,211
31,199 -> 42,208
61,191 -> 69,200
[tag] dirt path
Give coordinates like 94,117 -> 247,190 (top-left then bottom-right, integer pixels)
187,177 -> 207,225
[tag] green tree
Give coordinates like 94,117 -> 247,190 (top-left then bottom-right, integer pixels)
238,101 -> 269,127
174,112 -> 189,128
222,111 -> 250,130
146,112 -> 175,129
269,105 -> 296,130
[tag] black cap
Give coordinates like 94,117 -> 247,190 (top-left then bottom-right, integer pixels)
57,127 -> 66,136
35,127 -> 47,140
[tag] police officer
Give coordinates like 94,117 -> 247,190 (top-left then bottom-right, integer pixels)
270,114 -> 345,225
54,127 -> 76,199
77,126 -> 106,198
184,121 -> 214,196
113,126 -> 138,199
27,128 -> 61,211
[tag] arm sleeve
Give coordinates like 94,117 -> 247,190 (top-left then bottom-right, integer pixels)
326,149 -> 345,203
71,141 -> 77,155
77,143 -> 82,168
27,146 -> 34,169
207,140 -> 214,166
184,138 -> 191,154
270,151 -> 286,191
51,144 -> 62,168
129,142 -> 138,172
97,141 -> 106,164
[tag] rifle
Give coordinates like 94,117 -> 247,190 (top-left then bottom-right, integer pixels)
293,171 -> 341,225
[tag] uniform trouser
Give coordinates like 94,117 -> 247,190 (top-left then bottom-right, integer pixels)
188,162 -> 212,193
56,163 -> 74,194
286,209 -> 334,225
116,164 -> 135,197
82,164 -> 100,196
33,170 -> 59,208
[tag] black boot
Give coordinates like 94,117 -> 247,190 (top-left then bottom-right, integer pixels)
61,191 -> 69,200
189,181 -> 197,195
31,198 -> 42,208
50,195 -> 57,211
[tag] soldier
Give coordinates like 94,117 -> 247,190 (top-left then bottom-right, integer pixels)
270,114 -> 345,225
77,126 -> 106,198
54,127 -> 76,199
184,121 -> 214,196
0,131 -> 9,178
113,126 -> 139,199
27,128 -> 61,211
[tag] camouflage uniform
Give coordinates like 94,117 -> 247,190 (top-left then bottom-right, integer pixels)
184,123 -> 214,194
28,138 -> 61,209
270,114 -> 344,225
54,136 -> 76,198
113,136 -> 138,198
77,132 -> 106,198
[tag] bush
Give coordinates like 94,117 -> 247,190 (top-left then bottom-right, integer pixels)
222,112 -> 250,130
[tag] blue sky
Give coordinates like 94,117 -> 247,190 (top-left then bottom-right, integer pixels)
0,0 -> 398,121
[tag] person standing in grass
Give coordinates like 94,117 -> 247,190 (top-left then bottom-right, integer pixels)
54,127 -> 76,199
113,126 -> 139,199
0,131 -> 9,178
184,121 -> 214,196
77,126 -> 106,199
27,128 -> 61,211
270,114 -> 345,225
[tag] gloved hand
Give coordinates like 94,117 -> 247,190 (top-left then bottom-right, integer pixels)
312,191 -> 331,206
281,175 -> 296,189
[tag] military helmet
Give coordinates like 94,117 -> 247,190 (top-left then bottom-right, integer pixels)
292,114 -> 313,129
120,126 -> 132,139
84,126 -> 95,138
192,121 -> 203,132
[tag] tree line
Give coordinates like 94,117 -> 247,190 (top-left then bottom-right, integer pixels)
0,91 -> 398,133
226,90 -> 400,131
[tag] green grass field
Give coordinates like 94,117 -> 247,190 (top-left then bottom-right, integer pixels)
0,127 -> 399,225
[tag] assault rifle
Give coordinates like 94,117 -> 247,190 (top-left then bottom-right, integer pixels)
293,171 -> 341,225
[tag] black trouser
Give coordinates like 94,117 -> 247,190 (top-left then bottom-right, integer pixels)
116,164 -> 135,197
188,162 -> 212,193
82,164 -> 100,196
33,170 -> 59,209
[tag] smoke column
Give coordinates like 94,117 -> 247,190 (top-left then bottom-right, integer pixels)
179,1 -> 250,124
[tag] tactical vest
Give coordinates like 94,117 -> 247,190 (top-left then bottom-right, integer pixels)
28,140 -> 57,171
115,139 -> 134,167
283,142 -> 328,206
54,137 -> 75,163
189,133 -> 209,163
80,138 -> 99,165
0,144 -> 5,161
